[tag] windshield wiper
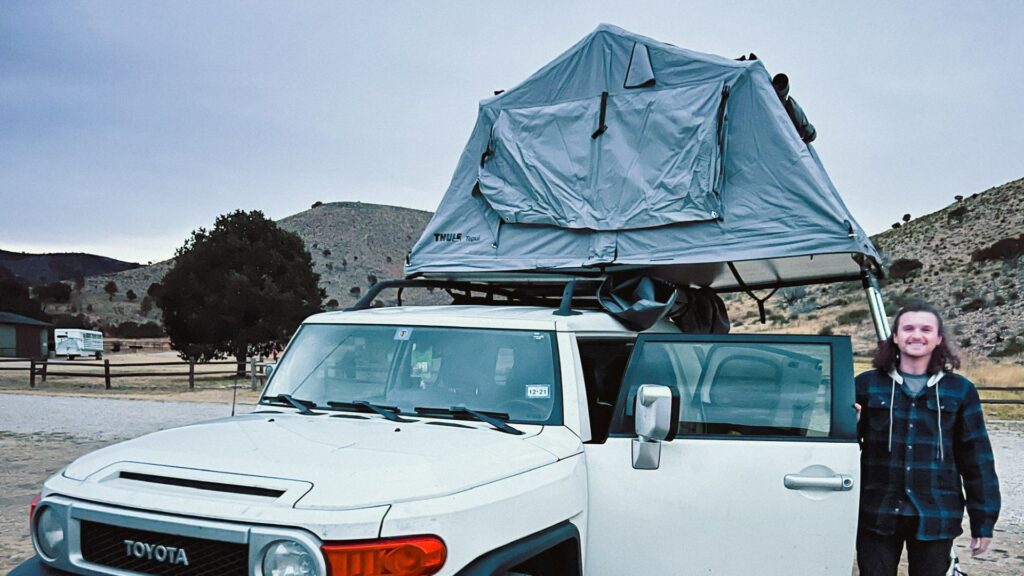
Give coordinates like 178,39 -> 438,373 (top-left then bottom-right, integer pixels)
265,394 -> 321,416
414,406 -> 524,435
327,401 -> 417,423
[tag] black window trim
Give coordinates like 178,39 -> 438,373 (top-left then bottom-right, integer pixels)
607,333 -> 856,442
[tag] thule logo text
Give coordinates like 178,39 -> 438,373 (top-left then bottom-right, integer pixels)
123,540 -> 189,566
433,232 -> 462,242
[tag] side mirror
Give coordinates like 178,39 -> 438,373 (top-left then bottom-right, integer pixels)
632,385 -> 680,470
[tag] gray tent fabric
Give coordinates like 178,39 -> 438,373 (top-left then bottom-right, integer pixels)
406,24 -> 880,290
597,275 -> 680,331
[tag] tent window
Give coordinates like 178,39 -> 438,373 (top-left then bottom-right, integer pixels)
624,42 -> 655,89
478,81 -> 725,231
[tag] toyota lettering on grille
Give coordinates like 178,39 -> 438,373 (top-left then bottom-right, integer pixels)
123,539 -> 190,566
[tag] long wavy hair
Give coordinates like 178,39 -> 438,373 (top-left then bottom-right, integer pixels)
872,301 -> 960,374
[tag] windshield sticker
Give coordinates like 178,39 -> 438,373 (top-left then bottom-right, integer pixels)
526,385 -> 551,399
394,327 -> 413,341
411,361 -> 430,377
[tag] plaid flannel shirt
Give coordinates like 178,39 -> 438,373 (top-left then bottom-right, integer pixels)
856,369 -> 1000,540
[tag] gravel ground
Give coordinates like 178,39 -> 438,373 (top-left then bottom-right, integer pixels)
1,393 -> 1021,575
0,394 -> 245,441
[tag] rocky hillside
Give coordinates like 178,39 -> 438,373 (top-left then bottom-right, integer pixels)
0,250 -> 139,285
728,178 -> 1024,360
44,202 -> 437,331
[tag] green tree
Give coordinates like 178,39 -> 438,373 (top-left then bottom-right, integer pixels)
0,277 -> 49,321
33,281 -> 72,303
104,280 -> 118,300
157,210 -> 324,375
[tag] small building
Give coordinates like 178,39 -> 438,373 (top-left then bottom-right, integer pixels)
0,311 -> 51,358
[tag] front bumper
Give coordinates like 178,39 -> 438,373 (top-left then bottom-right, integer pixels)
7,556 -> 67,575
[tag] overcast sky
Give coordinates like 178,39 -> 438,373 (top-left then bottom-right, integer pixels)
2,1 -> 1022,264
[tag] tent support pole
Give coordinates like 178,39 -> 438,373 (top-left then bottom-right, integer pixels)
861,270 -> 890,343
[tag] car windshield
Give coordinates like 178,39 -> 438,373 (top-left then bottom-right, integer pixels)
262,324 -> 561,424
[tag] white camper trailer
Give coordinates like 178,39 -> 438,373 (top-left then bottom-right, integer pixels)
54,329 -> 104,359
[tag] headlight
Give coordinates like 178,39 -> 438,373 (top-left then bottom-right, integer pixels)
34,506 -> 65,559
262,540 -> 316,576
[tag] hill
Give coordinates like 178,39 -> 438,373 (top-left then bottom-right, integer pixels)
45,203 -> 437,330
0,250 -> 139,285
727,177 -> 1024,360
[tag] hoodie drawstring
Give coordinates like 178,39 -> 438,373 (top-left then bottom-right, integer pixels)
936,381 -> 944,462
888,377 -> 896,454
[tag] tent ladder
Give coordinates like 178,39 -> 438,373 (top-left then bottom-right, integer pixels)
861,269 -> 890,343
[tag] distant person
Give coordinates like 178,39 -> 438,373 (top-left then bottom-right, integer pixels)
854,302 -> 1000,575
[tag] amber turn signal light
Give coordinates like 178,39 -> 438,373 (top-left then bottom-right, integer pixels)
29,494 -> 41,528
322,535 -> 446,576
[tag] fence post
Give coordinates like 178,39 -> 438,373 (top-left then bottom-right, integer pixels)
30,359 -> 36,388
189,357 -> 195,390
41,360 -> 47,382
250,357 -> 257,391
104,359 -> 111,390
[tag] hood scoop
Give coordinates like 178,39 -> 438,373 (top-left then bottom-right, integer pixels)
84,462 -> 313,507
118,471 -> 286,498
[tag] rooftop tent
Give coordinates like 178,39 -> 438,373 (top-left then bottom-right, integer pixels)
405,24 -> 881,292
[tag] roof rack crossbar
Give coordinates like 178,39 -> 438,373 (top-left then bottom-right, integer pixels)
351,278 -> 606,310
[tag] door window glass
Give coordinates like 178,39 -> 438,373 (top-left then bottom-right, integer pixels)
619,342 -> 832,437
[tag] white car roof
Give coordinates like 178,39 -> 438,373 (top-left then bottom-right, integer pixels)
302,305 -> 681,335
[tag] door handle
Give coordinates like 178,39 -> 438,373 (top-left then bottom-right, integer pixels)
784,474 -> 854,491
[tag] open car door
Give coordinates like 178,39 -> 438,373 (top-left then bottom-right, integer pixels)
583,334 -> 859,575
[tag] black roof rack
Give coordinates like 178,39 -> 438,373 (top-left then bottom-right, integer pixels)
345,278 -> 604,313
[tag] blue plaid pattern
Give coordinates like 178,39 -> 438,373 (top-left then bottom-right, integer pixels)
856,370 -> 1000,540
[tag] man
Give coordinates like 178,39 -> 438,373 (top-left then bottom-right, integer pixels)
854,301 -> 1000,576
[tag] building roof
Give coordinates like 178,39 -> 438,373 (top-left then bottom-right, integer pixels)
0,311 -> 51,327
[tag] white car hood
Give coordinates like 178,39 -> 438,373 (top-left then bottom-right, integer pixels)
63,412 -> 576,510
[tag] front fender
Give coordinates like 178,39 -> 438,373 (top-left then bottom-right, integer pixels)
455,521 -> 581,576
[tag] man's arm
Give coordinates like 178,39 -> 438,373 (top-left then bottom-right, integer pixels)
953,382 -> 1001,543
854,373 -> 869,444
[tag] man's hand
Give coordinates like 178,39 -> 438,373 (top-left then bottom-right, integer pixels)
853,403 -> 861,423
970,536 -> 991,556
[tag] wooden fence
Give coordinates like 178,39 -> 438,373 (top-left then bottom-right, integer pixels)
1,357 -> 1021,404
0,357 -> 274,391
974,387 -> 1024,405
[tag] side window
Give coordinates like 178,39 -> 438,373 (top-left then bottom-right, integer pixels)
619,341 -> 832,438
578,339 -> 634,444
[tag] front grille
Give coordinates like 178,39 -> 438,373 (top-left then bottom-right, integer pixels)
80,520 -> 247,576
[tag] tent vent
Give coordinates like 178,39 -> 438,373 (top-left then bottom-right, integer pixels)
624,42 -> 656,88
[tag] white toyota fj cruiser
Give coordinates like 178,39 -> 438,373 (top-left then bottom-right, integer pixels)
17,278 -> 871,576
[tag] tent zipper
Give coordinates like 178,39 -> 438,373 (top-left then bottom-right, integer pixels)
713,84 -> 730,198
591,91 -> 609,139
